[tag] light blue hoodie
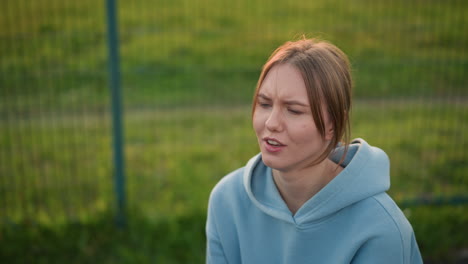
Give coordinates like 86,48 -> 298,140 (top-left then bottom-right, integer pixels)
206,138 -> 423,263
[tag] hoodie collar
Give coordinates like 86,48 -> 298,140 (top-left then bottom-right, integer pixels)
243,138 -> 390,226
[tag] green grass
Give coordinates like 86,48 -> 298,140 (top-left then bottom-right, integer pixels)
2,206 -> 467,263
1,205 -> 466,264
1,103 -> 467,262
1,0 -> 467,110
1,0 -> 467,263
3,103 -> 466,222
0,210 -> 207,264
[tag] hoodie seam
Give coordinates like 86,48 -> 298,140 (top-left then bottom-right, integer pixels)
371,196 -> 406,263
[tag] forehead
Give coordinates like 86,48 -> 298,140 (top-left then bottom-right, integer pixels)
259,63 -> 308,100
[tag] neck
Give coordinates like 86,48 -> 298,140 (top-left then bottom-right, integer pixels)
272,159 -> 342,215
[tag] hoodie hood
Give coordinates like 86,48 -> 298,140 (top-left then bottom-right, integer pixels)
243,138 -> 390,226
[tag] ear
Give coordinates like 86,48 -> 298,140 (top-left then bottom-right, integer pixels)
324,122 -> 334,141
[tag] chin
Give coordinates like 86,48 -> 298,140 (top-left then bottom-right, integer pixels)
261,154 -> 284,170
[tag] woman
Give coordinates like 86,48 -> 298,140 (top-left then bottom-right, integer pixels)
206,38 -> 423,263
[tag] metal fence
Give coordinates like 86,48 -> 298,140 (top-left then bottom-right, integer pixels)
1,0 -> 467,226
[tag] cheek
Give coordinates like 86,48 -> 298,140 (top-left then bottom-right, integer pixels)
291,123 -> 321,144
252,111 -> 264,134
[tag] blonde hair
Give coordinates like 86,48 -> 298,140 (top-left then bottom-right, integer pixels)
252,38 -> 352,165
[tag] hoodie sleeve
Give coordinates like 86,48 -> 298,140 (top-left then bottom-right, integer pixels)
206,181 -> 229,264
206,230 -> 228,264
206,167 -> 247,264
351,231 -> 423,264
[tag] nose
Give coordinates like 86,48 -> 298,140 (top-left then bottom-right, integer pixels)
265,107 -> 283,132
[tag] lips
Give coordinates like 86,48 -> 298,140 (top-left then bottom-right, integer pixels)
264,137 -> 285,146
263,137 -> 286,153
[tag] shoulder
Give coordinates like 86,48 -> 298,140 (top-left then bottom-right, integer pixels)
208,167 -> 246,208
206,166 -> 249,237
370,193 -> 414,238
209,154 -> 262,206
350,193 -> 421,263
353,193 -> 414,239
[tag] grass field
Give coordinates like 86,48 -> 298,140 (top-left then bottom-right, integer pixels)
1,0 -> 467,263
1,0 -> 467,110
1,102 -> 467,262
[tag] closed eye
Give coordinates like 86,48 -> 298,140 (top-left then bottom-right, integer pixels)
258,102 -> 271,108
288,109 -> 303,115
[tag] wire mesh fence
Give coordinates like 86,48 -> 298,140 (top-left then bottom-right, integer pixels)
0,0 -> 467,262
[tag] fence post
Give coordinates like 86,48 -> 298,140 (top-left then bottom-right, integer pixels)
105,0 -> 126,227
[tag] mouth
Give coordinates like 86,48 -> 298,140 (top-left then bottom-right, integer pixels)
262,137 -> 286,153
263,137 -> 286,147
264,138 -> 285,146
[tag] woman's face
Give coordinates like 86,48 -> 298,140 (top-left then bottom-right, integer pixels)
253,63 -> 333,172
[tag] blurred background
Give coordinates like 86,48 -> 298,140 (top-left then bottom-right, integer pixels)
0,0 -> 467,263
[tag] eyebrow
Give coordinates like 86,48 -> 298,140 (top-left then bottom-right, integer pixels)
257,93 -> 309,107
